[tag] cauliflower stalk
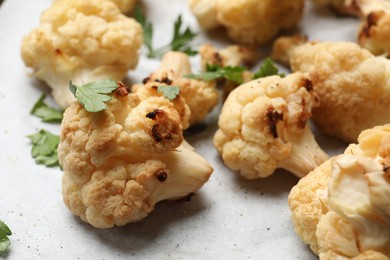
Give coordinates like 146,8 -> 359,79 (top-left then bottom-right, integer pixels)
288,124 -> 390,259
289,41 -> 390,143
188,0 -> 304,44
58,84 -> 213,228
213,72 -> 328,179
133,51 -> 219,128
21,0 -> 143,109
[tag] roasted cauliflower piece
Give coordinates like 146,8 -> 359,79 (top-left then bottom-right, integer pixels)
189,0 -> 304,44
271,35 -> 308,67
290,41 -> 390,143
213,72 -> 328,179
347,0 -> 390,56
133,51 -> 219,128
21,0 -> 143,109
288,124 -> 390,259
58,86 -> 213,228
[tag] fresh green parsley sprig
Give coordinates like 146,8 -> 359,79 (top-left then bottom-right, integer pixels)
157,85 -> 180,100
185,64 -> 246,84
69,78 -> 118,113
28,129 -> 60,167
0,220 -> 11,254
253,58 -> 285,79
31,94 -> 63,123
135,7 -> 197,58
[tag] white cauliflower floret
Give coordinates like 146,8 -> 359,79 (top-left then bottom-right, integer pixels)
288,124 -> 390,259
213,72 -> 328,179
133,51 -> 219,128
109,0 -> 137,13
58,86 -> 213,228
21,0 -> 143,109
189,0 -> 304,44
290,41 -> 390,143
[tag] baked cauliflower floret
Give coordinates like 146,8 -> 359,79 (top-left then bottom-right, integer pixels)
133,51 -> 219,128
109,0 -> 137,13
271,35 -> 308,67
189,0 -> 304,44
288,124 -> 390,259
290,41 -> 390,143
58,87 -> 213,228
347,0 -> 390,56
213,72 -> 328,179
21,0 -> 143,109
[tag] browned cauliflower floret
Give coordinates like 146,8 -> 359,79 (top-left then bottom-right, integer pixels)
290,41 -> 390,143
133,51 -> 219,128
346,0 -> 390,56
21,0 -> 143,109
58,87 -> 213,228
189,0 -> 304,44
288,124 -> 390,259
213,72 -> 328,179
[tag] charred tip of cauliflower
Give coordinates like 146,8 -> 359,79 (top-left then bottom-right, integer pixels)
59,90 -> 213,228
134,51 -> 218,128
21,0 -> 143,109
288,124 -> 390,258
213,72 -> 328,180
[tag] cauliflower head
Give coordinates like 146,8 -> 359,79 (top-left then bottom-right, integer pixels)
58,86 -> 213,228
189,0 -> 304,44
213,72 -> 328,179
290,41 -> 390,143
288,124 -> 390,259
348,0 -> 390,56
21,0 -> 143,109
133,51 -> 219,128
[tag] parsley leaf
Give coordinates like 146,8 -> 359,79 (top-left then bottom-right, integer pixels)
69,78 -> 118,113
253,58 -> 285,79
185,64 -> 246,84
28,129 -> 60,167
169,15 -> 197,55
0,220 -> 11,254
135,7 -> 197,58
157,86 -> 180,100
31,94 -> 63,123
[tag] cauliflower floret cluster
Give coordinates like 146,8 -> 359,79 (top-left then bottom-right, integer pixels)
58,85 -> 213,228
289,41 -> 390,143
189,0 -> 304,44
133,51 -> 219,128
213,72 -> 328,179
288,124 -> 390,259
21,0 -> 143,109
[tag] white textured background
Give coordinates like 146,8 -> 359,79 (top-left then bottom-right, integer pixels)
0,0 -> 358,259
